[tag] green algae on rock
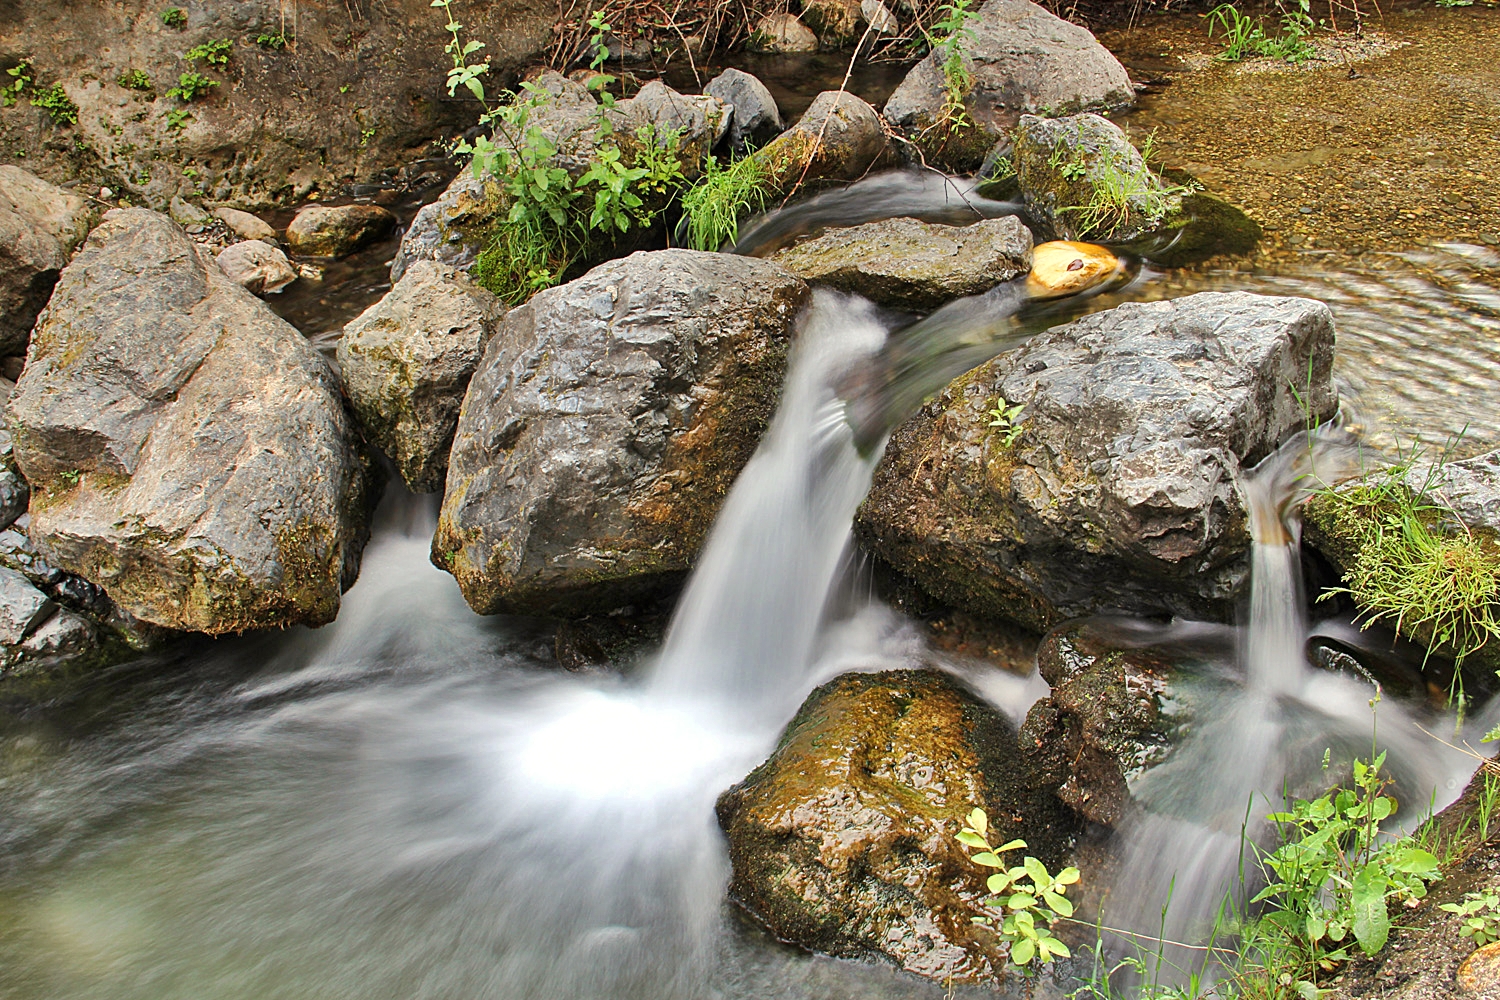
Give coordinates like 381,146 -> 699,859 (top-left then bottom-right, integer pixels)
716,668 -> 1079,983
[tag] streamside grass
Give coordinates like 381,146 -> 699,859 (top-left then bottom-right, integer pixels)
1314,449 -> 1500,703
680,152 -> 768,251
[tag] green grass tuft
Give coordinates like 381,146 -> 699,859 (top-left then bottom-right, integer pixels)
680,153 -> 768,252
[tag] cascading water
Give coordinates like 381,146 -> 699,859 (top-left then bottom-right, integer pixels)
1104,430 -> 1486,981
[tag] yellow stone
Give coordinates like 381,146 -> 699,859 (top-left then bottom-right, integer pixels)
1025,241 -> 1124,299
1458,940 -> 1500,994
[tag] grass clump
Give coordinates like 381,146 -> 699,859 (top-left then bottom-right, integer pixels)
680,153 -> 768,251
1206,1 -> 1319,64
1314,453 -> 1500,700
1052,132 -> 1196,241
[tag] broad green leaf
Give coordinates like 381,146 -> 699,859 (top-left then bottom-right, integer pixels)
1011,905 -> 1036,929
996,839 -> 1026,852
1040,936 -> 1070,960
1306,914 -> 1326,942
956,831 -> 989,849
1023,857 -> 1050,885
1351,864 -> 1391,955
967,808 -> 987,835
1043,890 -> 1074,917
1011,937 -> 1035,965
987,872 -> 1012,894
970,852 -> 1004,868
1294,981 -> 1322,1000
1388,847 -> 1439,876
1054,867 -> 1080,886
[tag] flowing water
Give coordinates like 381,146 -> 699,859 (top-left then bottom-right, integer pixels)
4,159 -> 1498,997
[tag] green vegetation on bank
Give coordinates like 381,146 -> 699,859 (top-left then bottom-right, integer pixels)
1206,0 -> 1318,64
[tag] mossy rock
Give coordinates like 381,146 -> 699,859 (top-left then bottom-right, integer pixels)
716,668 -> 1079,983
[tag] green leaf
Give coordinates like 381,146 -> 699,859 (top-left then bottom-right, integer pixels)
970,852 -> 1004,868
1388,847 -> 1439,876
1040,936 -> 1070,960
956,831 -> 989,849
1010,899 -> 1038,922
1023,857 -> 1050,886
986,872 -> 1012,894
1306,914 -> 1327,942
996,839 -> 1026,853
1011,937 -> 1035,965
1351,864 -> 1391,955
1043,890 -> 1073,917
967,809 -> 988,836
1053,867 -> 1080,886
1295,981 -> 1322,1000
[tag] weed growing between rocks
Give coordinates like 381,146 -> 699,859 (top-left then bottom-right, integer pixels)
1053,132 -> 1196,241
680,152 -> 768,250
1,60 -> 78,126
957,809 -> 1079,967
1313,451 -> 1500,703
1206,1 -> 1319,64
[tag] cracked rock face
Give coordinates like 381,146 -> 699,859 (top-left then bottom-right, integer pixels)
7,209 -> 374,635
432,248 -> 809,616
857,291 -> 1339,631
716,668 -> 1078,983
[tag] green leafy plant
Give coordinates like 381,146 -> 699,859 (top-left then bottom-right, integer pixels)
1206,1 -> 1318,64
957,808 -> 1079,967
988,398 -> 1025,448
256,32 -> 291,50
2,61 -> 33,108
166,71 -> 218,102
1435,0 -> 1476,7
185,38 -> 234,68
930,0 -> 976,119
1441,891 -> 1500,946
165,107 -> 193,130
117,68 -> 153,90
1252,752 -> 1441,969
160,6 -> 187,27
30,83 -> 78,126
680,152 -> 767,251
433,0 -> 490,101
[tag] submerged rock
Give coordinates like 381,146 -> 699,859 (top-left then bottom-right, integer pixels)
0,167 -> 93,356
1011,114 -> 1259,261
857,291 -> 1339,632
703,68 -> 784,152
771,215 -> 1033,310
1019,622 -> 1178,827
338,260 -> 506,493
717,668 -> 1078,982
882,0 -> 1133,156
8,209 -> 374,635
216,240 -> 298,296
433,249 -> 808,616
286,204 -> 397,258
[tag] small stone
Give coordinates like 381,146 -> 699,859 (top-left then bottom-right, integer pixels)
214,206 -> 278,242
285,203 -> 396,258
216,240 -> 298,296
98,187 -> 113,200
750,12 -> 819,53
17,609 -> 95,661
0,567 -> 54,645
862,0 -> 898,33
1458,940 -> 1500,993
1025,240 -> 1122,298
168,195 -> 212,228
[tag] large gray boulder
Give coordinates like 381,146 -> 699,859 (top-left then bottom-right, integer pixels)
770,215 -> 1032,310
857,291 -> 1338,632
0,167 -> 93,356
392,74 -> 728,281
338,261 -> 506,493
882,0 -> 1133,147
703,68 -> 784,152
748,91 -> 890,198
717,669 -> 1077,983
7,209 -> 375,635
432,249 -> 809,615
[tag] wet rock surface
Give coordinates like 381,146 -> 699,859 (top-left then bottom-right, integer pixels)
338,260 -> 507,493
857,291 -> 1339,632
7,208 -> 374,635
716,668 -> 1078,983
748,91 -> 891,198
1018,622 -> 1177,826
433,249 -> 808,616
883,0 -> 1133,147
771,215 -> 1033,310
0,168 -> 94,355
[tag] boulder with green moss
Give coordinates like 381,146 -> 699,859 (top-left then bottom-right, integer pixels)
6,209 -> 375,635
769,215 -> 1032,310
432,249 -> 808,616
856,291 -> 1338,632
1010,113 -> 1259,263
338,260 -> 506,493
716,668 -> 1078,983
746,90 -> 891,199
1303,451 -> 1500,676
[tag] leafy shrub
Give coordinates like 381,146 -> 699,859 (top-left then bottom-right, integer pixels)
30,83 -> 77,126
957,808 -> 1079,967
117,68 -> 153,90
1206,1 -> 1318,64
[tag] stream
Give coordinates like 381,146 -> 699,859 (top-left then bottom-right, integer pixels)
2,9 -> 1499,998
